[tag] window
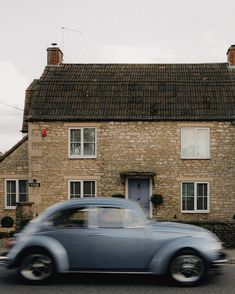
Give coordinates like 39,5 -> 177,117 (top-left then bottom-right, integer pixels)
5,179 -> 28,208
97,207 -> 124,228
181,182 -> 209,213
69,180 -> 96,199
69,127 -> 96,158
47,207 -> 91,228
181,127 -> 210,159
95,206 -> 147,228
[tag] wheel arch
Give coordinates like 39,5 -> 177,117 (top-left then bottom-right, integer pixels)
149,238 -> 208,275
8,236 -> 69,273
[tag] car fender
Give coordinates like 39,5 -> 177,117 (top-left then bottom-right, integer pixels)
149,236 -> 209,275
7,235 -> 69,272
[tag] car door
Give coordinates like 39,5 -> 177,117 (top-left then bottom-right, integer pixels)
42,206 -> 96,269
88,206 -> 155,270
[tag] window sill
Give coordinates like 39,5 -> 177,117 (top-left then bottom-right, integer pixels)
181,157 -> 210,160
4,207 -> 16,210
68,156 -> 96,159
181,211 -> 210,214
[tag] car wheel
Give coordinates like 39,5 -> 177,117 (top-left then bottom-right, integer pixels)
168,249 -> 205,286
19,249 -> 55,284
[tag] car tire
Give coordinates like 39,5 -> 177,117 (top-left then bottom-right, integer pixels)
168,249 -> 205,286
18,249 -> 55,284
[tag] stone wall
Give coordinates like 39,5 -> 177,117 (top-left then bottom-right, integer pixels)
174,220 -> 235,247
27,121 -> 235,221
0,138 -> 28,220
15,202 -> 34,231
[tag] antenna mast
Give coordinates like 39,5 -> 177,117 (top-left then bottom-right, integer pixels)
61,26 -> 82,53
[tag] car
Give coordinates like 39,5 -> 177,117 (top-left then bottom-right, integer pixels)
0,197 -> 227,286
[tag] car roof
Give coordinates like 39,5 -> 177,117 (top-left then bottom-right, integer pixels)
44,197 -> 138,215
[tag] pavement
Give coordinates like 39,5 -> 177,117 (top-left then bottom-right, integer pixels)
0,238 -> 234,264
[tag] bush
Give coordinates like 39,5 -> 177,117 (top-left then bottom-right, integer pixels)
111,193 -> 125,198
1,216 -> 14,228
151,194 -> 164,206
0,230 -> 15,239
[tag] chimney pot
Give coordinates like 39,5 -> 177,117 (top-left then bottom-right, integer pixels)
47,46 -> 63,65
227,45 -> 235,67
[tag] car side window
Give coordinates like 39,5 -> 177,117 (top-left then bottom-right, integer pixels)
47,207 -> 90,228
97,207 -> 124,228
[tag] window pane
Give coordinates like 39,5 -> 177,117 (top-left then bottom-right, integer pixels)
19,180 -> 28,202
83,181 -> 95,197
84,128 -> 95,142
181,128 -> 195,158
182,197 -> 194,211
6,180 -> 16,207
197,183 -> 207,196
70,129 -> 81,143
84,143 -> 95,155
197,183 -> 208,210
203,197 -> 208,210
97,207 -> 123,228
182,183 -> 194,197
196,129 -> 209,158
92,181 -> 95,195
51,208 -> 89,227
70,182 -> 81,199
197,197 -> 208,210
70,143 -> 81,155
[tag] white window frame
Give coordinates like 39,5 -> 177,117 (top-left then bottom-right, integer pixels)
181,181 -> 210,213
68,127 -> 97,159
5,179 -> 28,209
181,127 -> 210,159
68,180 -> 97,199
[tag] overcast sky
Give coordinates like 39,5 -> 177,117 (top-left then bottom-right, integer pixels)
0,0 -> 235,152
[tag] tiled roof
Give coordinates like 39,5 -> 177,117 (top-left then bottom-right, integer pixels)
23,63 -> 235,129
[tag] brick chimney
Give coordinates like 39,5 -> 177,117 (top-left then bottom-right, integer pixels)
227,45 -> 235,67
47,44 -> 63,65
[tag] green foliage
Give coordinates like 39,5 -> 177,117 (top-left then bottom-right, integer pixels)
111,193 -> 125,198
1,216 -> 14,228
0,230 -> 15,239
151,193 -> 164,206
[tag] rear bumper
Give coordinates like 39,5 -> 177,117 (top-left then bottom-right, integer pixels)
0,255 -> 9,266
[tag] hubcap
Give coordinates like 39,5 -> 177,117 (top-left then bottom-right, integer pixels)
171,254 -> 204,283
20,253 -> 53,281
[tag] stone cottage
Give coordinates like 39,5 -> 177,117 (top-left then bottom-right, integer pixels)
0,45 -> 234,222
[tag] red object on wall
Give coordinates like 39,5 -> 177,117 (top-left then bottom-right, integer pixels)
41,128 -> 47,137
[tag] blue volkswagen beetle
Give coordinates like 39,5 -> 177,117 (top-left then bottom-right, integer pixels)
0,198 -> 227,285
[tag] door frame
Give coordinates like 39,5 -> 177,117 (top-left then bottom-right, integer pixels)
125,177 -> 153,218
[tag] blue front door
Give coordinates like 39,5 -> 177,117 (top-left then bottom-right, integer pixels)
128,178 -> 150,214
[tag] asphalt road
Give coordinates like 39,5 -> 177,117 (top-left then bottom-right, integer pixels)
0,265 -> 234,294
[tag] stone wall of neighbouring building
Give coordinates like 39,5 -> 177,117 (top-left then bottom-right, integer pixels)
0,137 -> 28,222
27,121 -> 235,221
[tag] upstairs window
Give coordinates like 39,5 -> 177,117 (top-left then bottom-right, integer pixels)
181,127 -> 210,159
69,127 -> 96,158
5,179 -> 28,209
181,182 -> 209,213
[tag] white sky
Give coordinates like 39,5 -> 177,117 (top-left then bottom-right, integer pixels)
0,0 -> 235,152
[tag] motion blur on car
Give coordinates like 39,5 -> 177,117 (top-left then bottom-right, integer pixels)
0,197 -> 227,286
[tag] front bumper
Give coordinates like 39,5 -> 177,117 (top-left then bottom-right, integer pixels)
209,252 -> 228,272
